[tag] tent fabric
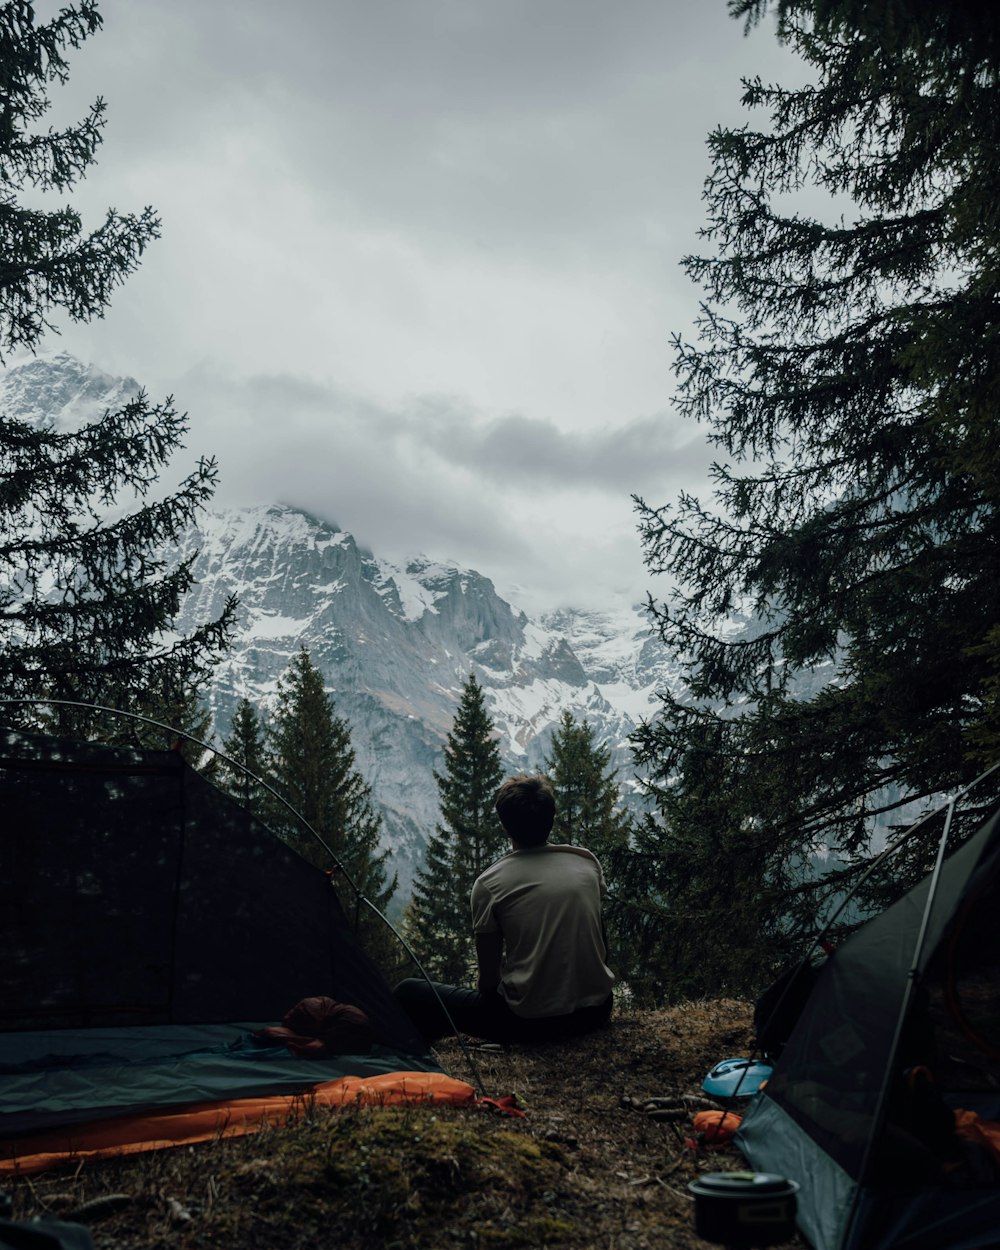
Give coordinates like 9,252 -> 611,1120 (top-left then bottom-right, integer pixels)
0,728 -> 452,1171
0,1072 -> 478,1176
843,1188 -> 1000,1250
736,1094 -> 855,1250
0,729 -> 425,1054
737,801 -> 1000,1250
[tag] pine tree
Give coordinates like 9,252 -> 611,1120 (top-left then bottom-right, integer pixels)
266,649 -> 396,961
30,667 -> 218,768
129,677 -> 218,775
630,0 -> 1000,991
0,1 -> 233,721
617,717 -> 786,1003
0,1 -> 152,357
406,673 -> 505,983
544,711 -> 638,993
217,697 -> 269,810
545,711 -> 631,857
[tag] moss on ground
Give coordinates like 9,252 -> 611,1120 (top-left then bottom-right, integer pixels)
213,1107 -> 573,1248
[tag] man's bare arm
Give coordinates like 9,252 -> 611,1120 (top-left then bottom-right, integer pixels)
475,931 -> 503,993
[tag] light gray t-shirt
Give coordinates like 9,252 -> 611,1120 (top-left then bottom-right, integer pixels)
470,843 -> 615,1019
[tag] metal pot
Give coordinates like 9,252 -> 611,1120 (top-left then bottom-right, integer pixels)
688,1171 -> 799,1247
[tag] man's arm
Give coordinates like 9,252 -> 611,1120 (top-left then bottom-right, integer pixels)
475,930 -> 503,994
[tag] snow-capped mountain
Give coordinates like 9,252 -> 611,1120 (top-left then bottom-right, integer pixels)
2,353 -> 685,904
0,350 -> 140,429
169,503 -> 684,901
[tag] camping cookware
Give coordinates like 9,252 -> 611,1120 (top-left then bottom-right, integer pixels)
688,1171 -> 798,1247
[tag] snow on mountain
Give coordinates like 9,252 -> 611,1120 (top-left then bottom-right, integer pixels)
2,353 -> 685,905
169,502 -> 683,902
0,351 -> 140,431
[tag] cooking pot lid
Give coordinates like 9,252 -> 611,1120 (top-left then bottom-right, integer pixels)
689,1171 -> 796,1196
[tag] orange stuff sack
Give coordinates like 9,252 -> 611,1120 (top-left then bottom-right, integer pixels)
954,1108 -> 1000,1170
687,1109 -> 743,1151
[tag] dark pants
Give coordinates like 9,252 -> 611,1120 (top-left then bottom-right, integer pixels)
393,978 -> 613,1045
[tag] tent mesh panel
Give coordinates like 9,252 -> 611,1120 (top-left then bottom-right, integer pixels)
765,805 -> 1000,1189
0,729 -> 424,1055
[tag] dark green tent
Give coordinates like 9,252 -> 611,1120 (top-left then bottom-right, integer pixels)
0,728 -> 441,1151
738,799 -> 1000,1250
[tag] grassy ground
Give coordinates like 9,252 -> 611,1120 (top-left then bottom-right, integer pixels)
6,1000 -> 804,1249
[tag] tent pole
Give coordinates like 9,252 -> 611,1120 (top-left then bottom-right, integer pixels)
0,697 -> 360,889
839,796 -> 958,1250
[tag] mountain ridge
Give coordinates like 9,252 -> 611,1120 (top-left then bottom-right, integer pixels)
170,500 -> 679,901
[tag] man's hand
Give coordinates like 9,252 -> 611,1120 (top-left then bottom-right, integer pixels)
475,931 -> 503,993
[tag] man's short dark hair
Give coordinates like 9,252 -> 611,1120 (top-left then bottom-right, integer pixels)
494,774 -> 555,847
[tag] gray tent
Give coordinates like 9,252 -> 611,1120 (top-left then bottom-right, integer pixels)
737,798 -> 1000,1250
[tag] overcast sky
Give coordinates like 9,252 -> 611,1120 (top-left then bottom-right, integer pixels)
30,0 -> 801,614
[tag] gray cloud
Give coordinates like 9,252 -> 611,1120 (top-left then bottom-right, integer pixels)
58,0 -> 795,270
166,365 -> 713,611
403,400 -> 713,492
186,367 -> 712,500
34,0 -> 801,611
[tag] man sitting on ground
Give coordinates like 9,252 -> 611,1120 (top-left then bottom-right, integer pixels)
394,774 -> 615,1044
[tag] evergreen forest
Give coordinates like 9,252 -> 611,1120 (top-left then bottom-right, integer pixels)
2,0 -> 999,1009
620,0 -> 1000,997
